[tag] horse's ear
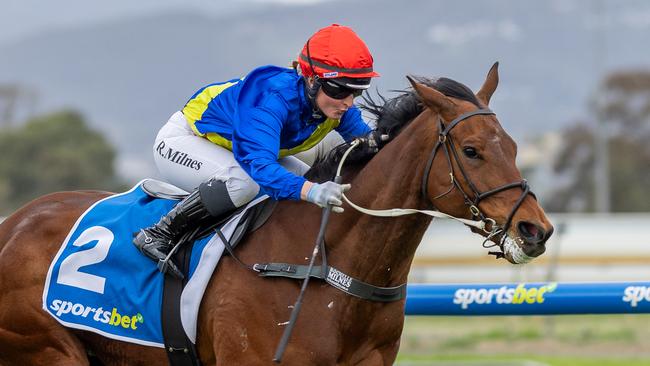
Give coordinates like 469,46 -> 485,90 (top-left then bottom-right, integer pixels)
407,76 -> 456,115
476,61 -> 499,106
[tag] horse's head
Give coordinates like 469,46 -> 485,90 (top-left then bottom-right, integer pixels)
408,63 -> 553,264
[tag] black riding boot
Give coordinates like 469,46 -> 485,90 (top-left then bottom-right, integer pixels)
133,178 -> 237,278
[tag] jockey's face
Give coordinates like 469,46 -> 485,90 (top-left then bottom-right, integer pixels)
315,86 -> 354,120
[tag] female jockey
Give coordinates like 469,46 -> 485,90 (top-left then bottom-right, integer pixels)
134,24 -> 380,277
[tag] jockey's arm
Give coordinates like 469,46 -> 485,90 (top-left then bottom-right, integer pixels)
233,93 -> 307,201
233,93 -> 351,212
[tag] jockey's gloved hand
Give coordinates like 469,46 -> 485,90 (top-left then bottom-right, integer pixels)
305,181 -> 351,213
356,130 -> 389,155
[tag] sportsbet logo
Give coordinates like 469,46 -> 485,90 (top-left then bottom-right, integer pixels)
50,299 -> 143,330
453,283 -> 557,309
622,286 -> 650,307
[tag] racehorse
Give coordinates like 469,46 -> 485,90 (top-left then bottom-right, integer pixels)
0,63 -> 553,365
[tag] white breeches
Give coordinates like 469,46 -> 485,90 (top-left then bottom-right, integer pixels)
152,111 -> 343,207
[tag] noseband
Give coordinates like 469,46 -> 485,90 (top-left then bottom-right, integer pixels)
420,109 -> 536,256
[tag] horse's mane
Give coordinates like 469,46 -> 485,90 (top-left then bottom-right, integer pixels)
304,76 -> 481,182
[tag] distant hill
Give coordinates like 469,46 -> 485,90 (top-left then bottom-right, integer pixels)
0,0 -> 648,181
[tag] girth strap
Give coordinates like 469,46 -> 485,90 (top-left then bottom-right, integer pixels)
254,263 -> 407,302
161,229 -> 202,366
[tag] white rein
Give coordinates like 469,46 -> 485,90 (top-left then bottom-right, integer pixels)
336,140 -> 493,233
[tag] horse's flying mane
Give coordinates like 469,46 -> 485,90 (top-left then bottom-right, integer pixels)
304,76 -> 481,182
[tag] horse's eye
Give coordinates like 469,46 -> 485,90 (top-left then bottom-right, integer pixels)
463,146 -> 480,159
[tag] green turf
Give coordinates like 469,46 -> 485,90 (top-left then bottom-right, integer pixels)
396,314 -> 650,365
395,354 -> 650,365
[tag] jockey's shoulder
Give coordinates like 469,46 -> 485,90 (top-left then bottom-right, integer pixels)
238,65 -> 305,109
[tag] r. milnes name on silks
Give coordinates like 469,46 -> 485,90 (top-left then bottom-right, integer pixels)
155,141 -> 203,171
327,268 -> 352,291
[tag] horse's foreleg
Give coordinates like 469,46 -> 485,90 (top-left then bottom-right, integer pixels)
350,338 -> 400,366
352,348 -> 398,366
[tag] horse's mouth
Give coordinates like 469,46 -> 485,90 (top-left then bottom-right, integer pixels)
501,234 -> 545,265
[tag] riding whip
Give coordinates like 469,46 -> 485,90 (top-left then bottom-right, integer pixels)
272,176 -> 342,363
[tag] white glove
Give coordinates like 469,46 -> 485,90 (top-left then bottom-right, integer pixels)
306,181 -> 351,213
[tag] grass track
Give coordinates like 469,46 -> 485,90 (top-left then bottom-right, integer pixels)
397,314 -> 650,365
396,354 -> 650,365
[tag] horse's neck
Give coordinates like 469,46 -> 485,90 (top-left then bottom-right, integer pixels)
329,111 -> 437,286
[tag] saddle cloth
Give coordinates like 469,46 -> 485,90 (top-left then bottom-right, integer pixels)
42,180 -> 267,347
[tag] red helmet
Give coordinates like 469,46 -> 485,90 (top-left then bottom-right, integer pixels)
299,24 -> 379,90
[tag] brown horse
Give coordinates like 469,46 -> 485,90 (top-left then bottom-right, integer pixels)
0,63 -> 553,365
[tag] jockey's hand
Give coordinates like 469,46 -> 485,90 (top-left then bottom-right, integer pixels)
356,130 -> 389,155
304,181 -> 351,213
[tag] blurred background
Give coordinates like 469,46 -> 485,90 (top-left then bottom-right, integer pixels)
1,0 -> 649,364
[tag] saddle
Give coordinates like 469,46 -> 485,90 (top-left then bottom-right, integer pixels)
142,179 -> 277,250
142,179 -> 277,366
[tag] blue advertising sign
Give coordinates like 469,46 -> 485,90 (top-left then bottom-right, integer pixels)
405,282 -> 650,316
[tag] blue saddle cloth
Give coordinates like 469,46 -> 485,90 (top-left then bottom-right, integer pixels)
42,181 -> 262,347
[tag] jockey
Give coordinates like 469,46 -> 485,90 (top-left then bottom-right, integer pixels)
133,24 -> 381,277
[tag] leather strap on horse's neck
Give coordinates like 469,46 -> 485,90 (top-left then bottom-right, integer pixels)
217,228 -> 406,302
254,262 -> 407,302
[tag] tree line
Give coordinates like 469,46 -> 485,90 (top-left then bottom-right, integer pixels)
0,110 -> 124,215
543,70 -> 650,212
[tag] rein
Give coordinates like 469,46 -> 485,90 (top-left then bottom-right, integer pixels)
337,140 -> 492,232
339,108 -> 535,259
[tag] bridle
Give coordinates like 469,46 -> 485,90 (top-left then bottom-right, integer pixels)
420,108 -> 536,256
337,107 -> 536,259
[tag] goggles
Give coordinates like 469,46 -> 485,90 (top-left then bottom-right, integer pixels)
320,79 -> 364,99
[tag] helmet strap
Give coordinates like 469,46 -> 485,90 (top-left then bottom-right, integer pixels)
305,77 -> 323,120
304,38 -> 324,119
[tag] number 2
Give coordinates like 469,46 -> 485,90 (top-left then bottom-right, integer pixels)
56,226 -> 113,294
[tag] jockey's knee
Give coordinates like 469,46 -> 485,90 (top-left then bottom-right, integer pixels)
294,132 -> 343,167
221,172 -> 260,207
279,156 -> 310,177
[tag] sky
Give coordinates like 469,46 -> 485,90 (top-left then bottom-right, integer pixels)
0,0 -> 333,45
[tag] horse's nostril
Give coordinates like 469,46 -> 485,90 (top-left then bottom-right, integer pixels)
517,221 -> 544,242
544,226 -> 555,242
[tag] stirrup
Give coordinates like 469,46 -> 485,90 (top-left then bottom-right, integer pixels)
157,258 -> 184,279
138,229 -> 154,245
157,241 -> 185,279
